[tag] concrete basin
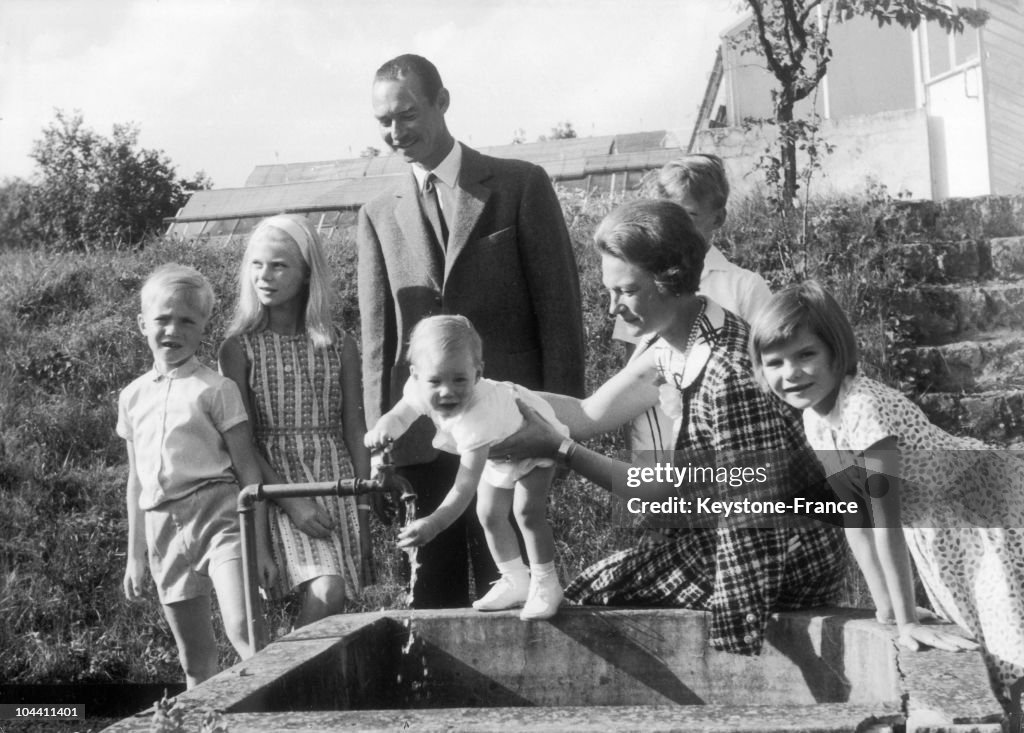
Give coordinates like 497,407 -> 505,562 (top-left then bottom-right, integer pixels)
104,607 -> 1004,732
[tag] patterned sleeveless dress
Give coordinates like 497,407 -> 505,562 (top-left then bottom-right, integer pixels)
240,328 -> 363,599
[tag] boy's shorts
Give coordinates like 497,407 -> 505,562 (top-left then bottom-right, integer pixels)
145,481 -> 242,605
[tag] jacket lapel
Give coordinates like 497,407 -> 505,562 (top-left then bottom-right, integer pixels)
394,173 -> 443,289
445,146 -> 490,285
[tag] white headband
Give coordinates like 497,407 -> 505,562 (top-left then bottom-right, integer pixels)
256,214 -> 311,251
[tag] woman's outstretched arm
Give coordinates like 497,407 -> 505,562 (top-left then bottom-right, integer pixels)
504,348 -> 661,448
492,398 -> 674,502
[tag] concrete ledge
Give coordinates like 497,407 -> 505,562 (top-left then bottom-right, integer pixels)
900,640 -> 1006,729
142,704 -> 903,732
102,607 -> 1003,733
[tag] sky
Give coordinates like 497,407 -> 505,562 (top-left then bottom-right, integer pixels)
0,0 -> 744,189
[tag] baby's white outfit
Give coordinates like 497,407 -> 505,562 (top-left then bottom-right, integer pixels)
401,377 -> 570,488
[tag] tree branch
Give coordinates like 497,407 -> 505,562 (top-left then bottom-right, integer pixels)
748,0 -> 789,81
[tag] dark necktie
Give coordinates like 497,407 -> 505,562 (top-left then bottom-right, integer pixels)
423,173 -> 448,249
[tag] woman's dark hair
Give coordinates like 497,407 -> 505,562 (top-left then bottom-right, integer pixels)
593,199 -> 705,296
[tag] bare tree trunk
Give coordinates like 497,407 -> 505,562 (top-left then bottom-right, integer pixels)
777,98 -> 798,204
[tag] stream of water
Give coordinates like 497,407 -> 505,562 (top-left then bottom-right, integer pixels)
396,490 -> 431,702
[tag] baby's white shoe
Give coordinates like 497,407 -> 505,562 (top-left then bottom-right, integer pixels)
519,573 -> 563,621
473,573 -> 529,611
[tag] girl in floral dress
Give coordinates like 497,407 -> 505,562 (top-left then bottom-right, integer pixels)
750,280 -> 1024,706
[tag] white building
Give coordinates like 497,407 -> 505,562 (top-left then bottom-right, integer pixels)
691,1 -> 1024,200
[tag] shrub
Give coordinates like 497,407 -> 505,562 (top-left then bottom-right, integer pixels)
21,111 -> 211,251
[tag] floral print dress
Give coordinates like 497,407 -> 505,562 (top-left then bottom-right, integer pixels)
803,374 -> 1024,699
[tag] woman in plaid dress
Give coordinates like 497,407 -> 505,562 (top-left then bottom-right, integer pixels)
496,200 -> 844,654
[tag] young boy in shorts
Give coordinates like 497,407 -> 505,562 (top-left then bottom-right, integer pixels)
118,264 -> 275,688
617,154 -> 773,456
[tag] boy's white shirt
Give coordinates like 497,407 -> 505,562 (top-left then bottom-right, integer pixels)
699,245 -> 773,324
116,357 -> 248,510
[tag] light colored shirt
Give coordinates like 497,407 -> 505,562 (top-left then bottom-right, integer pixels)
408,377 -> 529,454
116,358 -> 248,510
383,377 -> 556,454
699,245 -> 773,323
412,140 -> 462,217
381,376 -> 569,488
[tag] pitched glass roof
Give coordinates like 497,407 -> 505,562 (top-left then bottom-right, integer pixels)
168,130 -> 682,227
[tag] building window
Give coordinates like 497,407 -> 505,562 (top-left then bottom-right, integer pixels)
924,19 -> 980,81
314,211 -> 341,238
235,217 -> 262,237
183,221 -> 206,238
205,218 -> 239,237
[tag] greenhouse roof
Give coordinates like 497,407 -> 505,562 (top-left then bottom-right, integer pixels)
170,130 -> 682,225
170,176 -> 404,222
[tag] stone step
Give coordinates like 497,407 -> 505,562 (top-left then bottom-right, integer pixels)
916,389 -> 1024,443
991,236 -> 1024,279
883,240 -> 990,283
898,332 -> 1024,392
891,281 -> 1024,342
890,195 -> 1024,240
881,237 -> 1024,284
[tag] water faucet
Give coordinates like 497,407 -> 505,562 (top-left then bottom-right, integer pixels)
237,444 -> 417,653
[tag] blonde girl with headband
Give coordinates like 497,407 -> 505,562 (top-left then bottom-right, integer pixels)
365,315 -> 571,620
220,214 -> 371,627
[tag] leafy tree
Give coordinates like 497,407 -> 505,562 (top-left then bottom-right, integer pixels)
553,121 -> 578,140
736,0 -> 988,205
28,110 -> 211,250
538,121 -> 578,141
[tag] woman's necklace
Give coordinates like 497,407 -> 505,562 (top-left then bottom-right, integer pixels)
682,299 -> 706,356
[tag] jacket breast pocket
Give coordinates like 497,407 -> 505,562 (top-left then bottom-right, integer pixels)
475,226 -> 516,258
460,226 -> 523,287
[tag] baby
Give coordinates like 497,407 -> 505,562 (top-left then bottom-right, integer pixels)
365,315 -> 569,620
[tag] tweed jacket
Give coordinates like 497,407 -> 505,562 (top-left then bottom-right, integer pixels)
357,144 -> 586,465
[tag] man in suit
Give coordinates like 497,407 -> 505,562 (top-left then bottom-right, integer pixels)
358,54 -> 585,609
